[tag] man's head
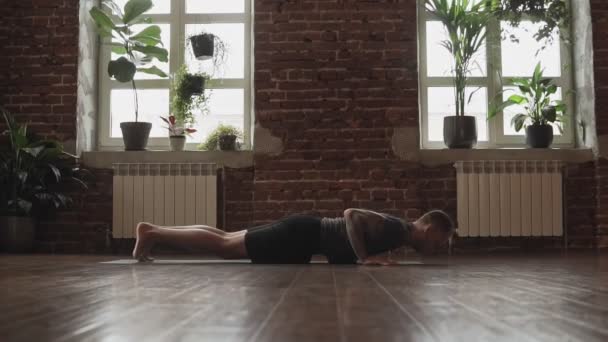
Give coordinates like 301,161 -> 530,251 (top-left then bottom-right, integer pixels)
411,210 -> 455,255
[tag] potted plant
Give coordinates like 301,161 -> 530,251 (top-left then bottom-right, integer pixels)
0,107 -> 88,252
171,64 -> 210,124
188,32 -> 228,76
160,115 -> 197,151
426,0 -> 491,149
89,0 -> 169,150
199,124 -> 243,151
489,62 -> 566,148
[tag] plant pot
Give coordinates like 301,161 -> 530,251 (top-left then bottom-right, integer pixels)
120,122 -> 152,151
189,34 -> 214,61
184,74 -> 205,96
170,136 -> 186,151
218,134 -> 237,151
0,216 -> 36,253
443,116 -> 478,149
525,124 -> 554,148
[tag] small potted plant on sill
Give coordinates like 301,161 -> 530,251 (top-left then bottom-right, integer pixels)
160,115 -> 197,152
199,124 -> 243,151
489,62 -> 567,148
89,0 -> 169,151
0,107 -> 88,252
426,0 -> 491,149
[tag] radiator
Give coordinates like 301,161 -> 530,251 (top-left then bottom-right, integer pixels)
455,160 -> 563,237
112,163 -> 217,238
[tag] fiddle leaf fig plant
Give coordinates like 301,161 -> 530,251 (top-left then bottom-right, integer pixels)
89,0 -> 169,122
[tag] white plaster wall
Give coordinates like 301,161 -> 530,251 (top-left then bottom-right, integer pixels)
572,0 -> 598,154
76,0 -> 100,154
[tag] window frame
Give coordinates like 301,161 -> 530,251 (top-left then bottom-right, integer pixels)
97,0 -> 253,150
417,1 -> 574,149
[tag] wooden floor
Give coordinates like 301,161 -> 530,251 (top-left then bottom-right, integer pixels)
1,254 -> 607,342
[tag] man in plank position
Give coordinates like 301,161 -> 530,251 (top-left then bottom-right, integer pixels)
132,209 -> 455,265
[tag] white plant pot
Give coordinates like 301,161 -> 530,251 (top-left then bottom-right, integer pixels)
169,136 -> 186,151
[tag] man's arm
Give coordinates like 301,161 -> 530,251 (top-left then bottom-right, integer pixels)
343,208 -> 388,263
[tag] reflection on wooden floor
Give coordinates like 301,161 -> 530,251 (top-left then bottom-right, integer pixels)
1,253 -> 607,342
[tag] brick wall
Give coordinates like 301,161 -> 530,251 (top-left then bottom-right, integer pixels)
591,0 -> 608,248
0,0 -> 605,252
253,0 -> 425,222
0,0 -> 79,141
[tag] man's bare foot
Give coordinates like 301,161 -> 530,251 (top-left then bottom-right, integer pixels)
133,222 -> 157,262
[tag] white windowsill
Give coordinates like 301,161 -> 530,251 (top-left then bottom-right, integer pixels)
82,150 -> 254,169
81,148 -> 594,169
415,148 -> 594,166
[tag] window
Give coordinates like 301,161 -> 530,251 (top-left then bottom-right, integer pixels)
98,0 -> 253,150
418,1 -> 574,148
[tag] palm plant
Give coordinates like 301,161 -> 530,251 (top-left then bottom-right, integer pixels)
0,107 -> 88,217
426,0 -> 491,117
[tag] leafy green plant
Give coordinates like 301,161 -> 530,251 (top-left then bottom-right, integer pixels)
489,62 -> 566,132
0,107 -> 88,217
89,0 -> 169,122
426,0 -> 491,117
170,64 -> 210,128
198,124 -> 243,151
487,0 -> 569,47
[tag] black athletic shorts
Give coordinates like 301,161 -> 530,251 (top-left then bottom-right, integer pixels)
244,215 -> 322,264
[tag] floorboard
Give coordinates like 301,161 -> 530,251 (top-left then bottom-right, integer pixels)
0,253 -> 607,342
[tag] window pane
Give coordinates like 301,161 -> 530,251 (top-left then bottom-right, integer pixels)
186,24 -> 245,79
426,21 -> 486,77
186,0 -> 244,13
501,21 -> 561,77
427,87 -> 488,142
503,86 -> 563,136
112,0 -> 170,14
189,89 -> 244,143
110,89 -> 169,138
111,24 -> 170,80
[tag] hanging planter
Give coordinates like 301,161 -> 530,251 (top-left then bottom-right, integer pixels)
183,74 -> 205,96
189,33 -> 215,61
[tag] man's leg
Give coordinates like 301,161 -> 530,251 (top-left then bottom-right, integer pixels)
132,222 -> 248,262
162,224 -> 243,237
